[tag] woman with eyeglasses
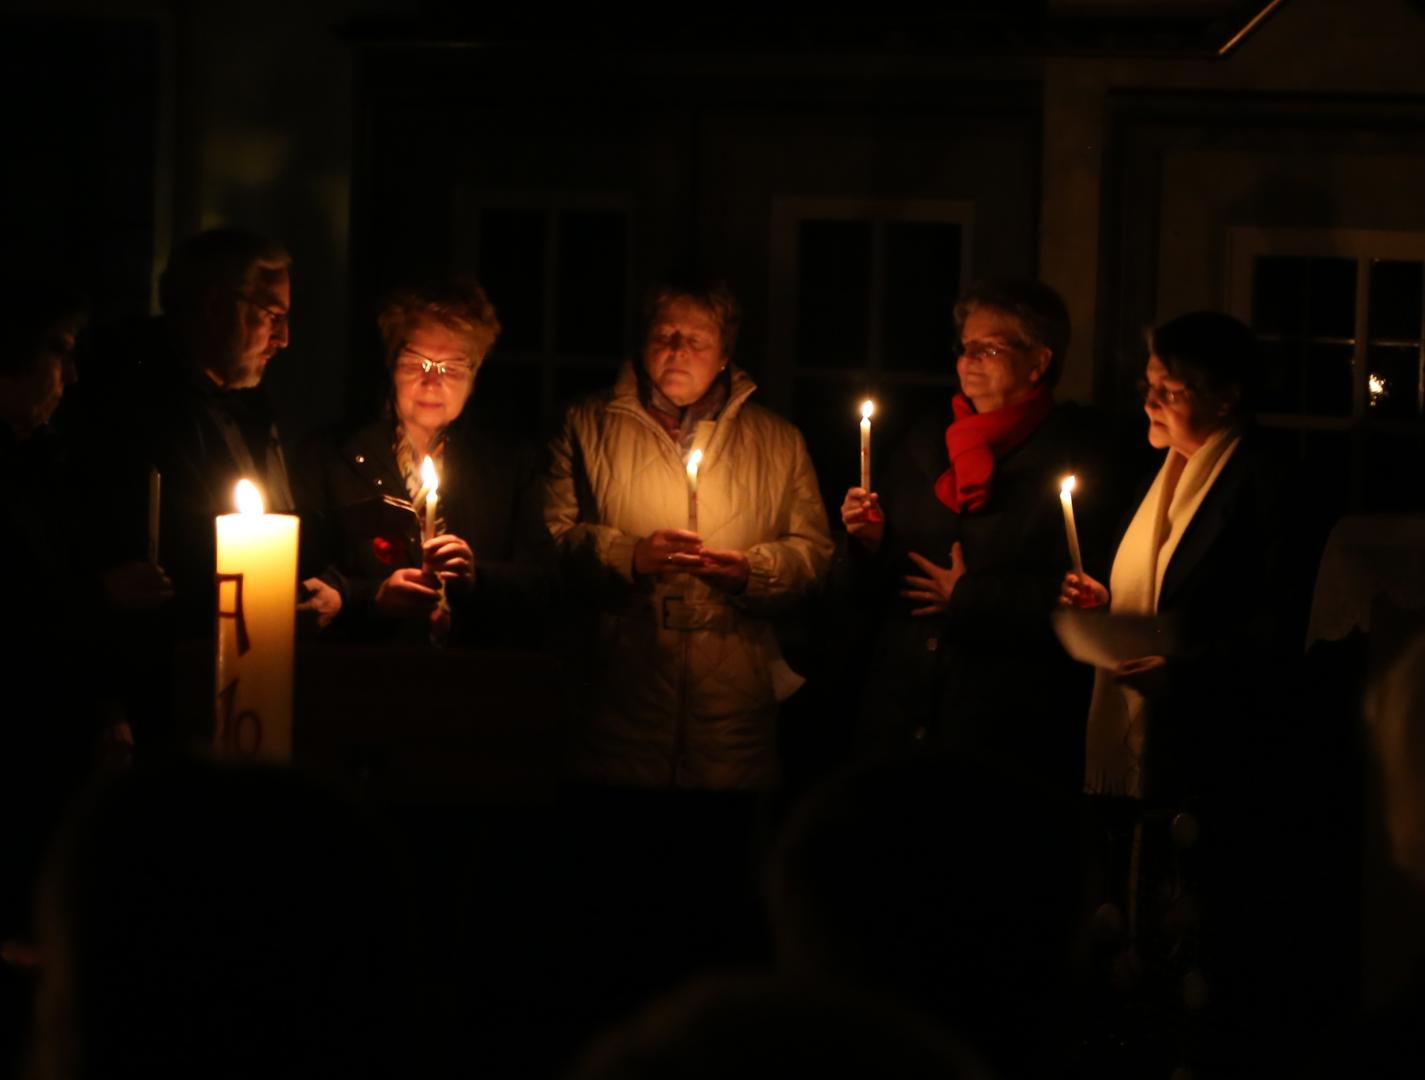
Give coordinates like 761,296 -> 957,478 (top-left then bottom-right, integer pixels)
299,277 -> 555,647
1059,311 -> 1311,1059
1058,311 -> 1290,800
836,278 -> 1113,794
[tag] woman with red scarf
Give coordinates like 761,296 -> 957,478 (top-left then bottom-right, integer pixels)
837,279 -> 1113,794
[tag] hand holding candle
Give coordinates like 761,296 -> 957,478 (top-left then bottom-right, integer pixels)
1059,475 -> 1084,575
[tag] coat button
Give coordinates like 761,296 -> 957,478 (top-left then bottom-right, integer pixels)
926,638 -> 939,652
912,726 -> 927,742
374,478 -> 383,486
354,454 -> 365,464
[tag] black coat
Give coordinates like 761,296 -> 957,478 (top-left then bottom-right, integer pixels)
1121,431 -> 1305,806
298,413 -> 558,651
82,318 -> 299,635
835,400 -> 1117,793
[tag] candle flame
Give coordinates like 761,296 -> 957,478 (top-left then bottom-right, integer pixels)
1061,475 -> 1076,495
235,479 -> 265,516
420,455 -> 439,495
686,448 -> 703,479
860,399 -> 875,421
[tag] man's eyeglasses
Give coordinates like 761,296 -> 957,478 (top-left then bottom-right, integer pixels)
237,293 -> 289,332
395,348 -> 475,381
959,339 -> 1031,362
1137,379 -> 1194,407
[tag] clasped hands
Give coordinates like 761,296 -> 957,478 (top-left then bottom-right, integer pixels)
1058,570 -> 1168,694
841,488 -> 964,616
369,533 -> 476,621
634,529 -> 750,594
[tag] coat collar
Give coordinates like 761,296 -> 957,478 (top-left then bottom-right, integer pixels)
1154,435 -> 1250,609
606,360 -> 759,468
608,360 -> 756,413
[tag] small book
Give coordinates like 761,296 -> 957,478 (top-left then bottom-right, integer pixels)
337,494 -> 423,565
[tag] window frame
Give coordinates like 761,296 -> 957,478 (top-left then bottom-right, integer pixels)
451,189 -> 636,426
1224,226 -> 1425,433
768,196 -> 975,409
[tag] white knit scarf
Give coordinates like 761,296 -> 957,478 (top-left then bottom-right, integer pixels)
1083,426 -> 1242,798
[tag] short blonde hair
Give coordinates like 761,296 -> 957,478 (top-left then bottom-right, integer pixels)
377,276 -> 501,370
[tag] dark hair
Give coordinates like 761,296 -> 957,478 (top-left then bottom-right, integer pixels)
376,276 -> 501,371
570,973 -> 983,1080
954,278 -> 1071,389
37,760 -> 398,1080
0,278 -> 88,377
1148,310 -> 1259,418
642,278 -> 742,358
158,227 -> 290,317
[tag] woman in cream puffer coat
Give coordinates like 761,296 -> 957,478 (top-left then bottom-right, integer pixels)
545,285 -> 832,791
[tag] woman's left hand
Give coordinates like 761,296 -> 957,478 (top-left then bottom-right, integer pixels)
900,542 -> 966,616
692,547 -> 751,594
423,533 -> 477,587
1114,655 -> 1169,697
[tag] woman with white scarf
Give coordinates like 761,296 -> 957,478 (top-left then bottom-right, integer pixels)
1059,311 -> 1305,1065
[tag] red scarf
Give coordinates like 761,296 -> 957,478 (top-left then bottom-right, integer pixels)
934,389 -> 1054,513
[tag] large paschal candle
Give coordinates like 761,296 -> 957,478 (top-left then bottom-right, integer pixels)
215,479 -> 299,762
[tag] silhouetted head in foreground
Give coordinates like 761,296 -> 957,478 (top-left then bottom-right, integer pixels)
568,972 -> 987,1080
767,754 -> 1084,1072
31,758 -> 397,1080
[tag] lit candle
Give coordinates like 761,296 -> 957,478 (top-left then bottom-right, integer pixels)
859,399 -> 875,491
1060,475 -> 1084,575
421,455 -> 440,542
686,448 -> 703,533
146,466 -> 162,563
215,479 -> 299,762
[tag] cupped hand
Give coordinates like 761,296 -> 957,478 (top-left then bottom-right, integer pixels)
691,547 -> 750,594
373,566 -> 443,619
423,533 -> 476,587
1060,571 -> 1109,610
634,528 -> 704,576
900,542 -> 967,616
298,577 -> 343,628
840,487 -> 885,551
1114,655 -> 1169,696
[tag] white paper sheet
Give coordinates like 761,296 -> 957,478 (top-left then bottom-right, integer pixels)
1052,609 -> 1180,669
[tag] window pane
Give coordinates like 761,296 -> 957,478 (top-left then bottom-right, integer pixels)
1258,338 -> 1302,414
1369,260 -> 1424,342
554,362 -> 620,410
1366,346 -> 1422,419
882,222 -> 962,376
1307,258 -> 1356,339
796,220 -> 871,370
472,359 -> 540,430
556,211 -> 628,356
1251,257 -> 1306,336
476,209 -> 546,354
1304,343 -> 1353,416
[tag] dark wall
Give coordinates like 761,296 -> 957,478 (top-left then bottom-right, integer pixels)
351,42 -> 1045,498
